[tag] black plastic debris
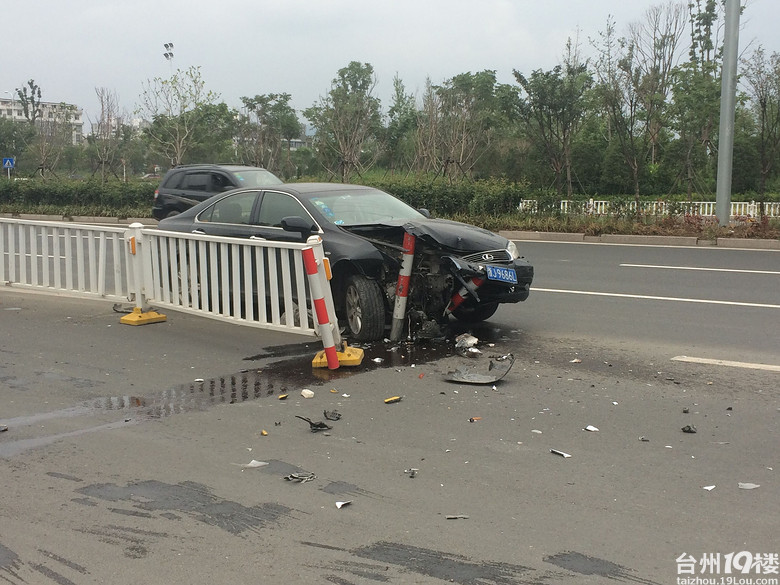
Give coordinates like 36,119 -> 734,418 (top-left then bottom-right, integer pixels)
323,410 -> 342,421
295,415 -> 332,432
681,425 -> 697,434
446,354 -> 515,385
284,472 -> 317,483
0,425 -> 8,433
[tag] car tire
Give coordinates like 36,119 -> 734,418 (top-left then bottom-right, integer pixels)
452,301 -> 499,323
344,275 -> 385,342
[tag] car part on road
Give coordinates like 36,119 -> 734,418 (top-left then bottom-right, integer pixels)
445,354 -> 515,384
295,415 -> 332,432
550,449 -> 572,458
285,472 -> 317,483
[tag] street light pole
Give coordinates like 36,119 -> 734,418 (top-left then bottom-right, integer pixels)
716,0 -> 741,226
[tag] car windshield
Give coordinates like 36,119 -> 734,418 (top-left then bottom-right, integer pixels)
309,189 -> 425,226
232,169 -> 283,187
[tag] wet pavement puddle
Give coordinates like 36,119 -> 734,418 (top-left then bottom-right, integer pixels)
0,322 -> 525,458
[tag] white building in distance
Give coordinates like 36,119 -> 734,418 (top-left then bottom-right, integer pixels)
0,96 -> 84,145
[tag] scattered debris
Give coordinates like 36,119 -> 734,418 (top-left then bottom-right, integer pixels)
301,389 -> 315,399
738,482 -> 760,490
681,425 -> 697,434
330,388 -> 338,393
682,407 -> 690,414
445,515 -> 469,520
323,410 -> 342,421
285,472 -> 317,483
194,378 -> 204,383
639,436 -> 650,442
446,354 -> 515,384
278,394 -> 288,400
531,429 -> 542,434
384,396 -> 403,404
260,430 -> 268,436
468,417 -> 482,423
455,333 -> 479,348
569,358 -> 582,364
703,485 -> 716,491
462,347 -> 482,357
372,357 -> 384,363
234,460 -> 269,468
336,500 -> 352,509
584,425 -> 599,432
0,425 -> 7,433
341,393 -> 350,398
405,468 -> 418,479
295,415 -> 332,432
550,449 -> 572,458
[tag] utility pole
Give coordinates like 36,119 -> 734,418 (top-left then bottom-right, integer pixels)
715,0 -> 740,226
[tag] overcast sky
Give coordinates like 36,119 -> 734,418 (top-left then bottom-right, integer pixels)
2,0 -> 778,131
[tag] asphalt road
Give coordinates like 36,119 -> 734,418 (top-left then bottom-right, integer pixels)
1,240 -> 778,585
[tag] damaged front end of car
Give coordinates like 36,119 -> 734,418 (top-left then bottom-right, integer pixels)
341,220 -> 533,341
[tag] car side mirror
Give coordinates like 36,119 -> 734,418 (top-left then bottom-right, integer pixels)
281,216 -> 316,235
418,208 -> 431,218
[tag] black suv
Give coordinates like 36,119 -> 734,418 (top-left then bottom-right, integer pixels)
152,164 -> 283,220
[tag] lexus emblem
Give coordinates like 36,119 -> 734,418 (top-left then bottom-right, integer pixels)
481,253 -> 494,261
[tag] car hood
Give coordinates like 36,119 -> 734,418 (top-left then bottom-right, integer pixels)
342,218 -> 508,254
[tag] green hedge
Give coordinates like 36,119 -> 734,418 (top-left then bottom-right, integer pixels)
1,176 -> 779,218
0,179 -> 155,208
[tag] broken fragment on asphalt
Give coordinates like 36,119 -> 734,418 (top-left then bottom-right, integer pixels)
446,354 -> 515,384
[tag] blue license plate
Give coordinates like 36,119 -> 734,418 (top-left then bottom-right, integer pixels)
485,265 -> 517,284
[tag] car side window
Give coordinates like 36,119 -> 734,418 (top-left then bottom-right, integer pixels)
257,191 -> 309,227
211,173 -> 234,191
182,172 -> 210,191
206,192 -> 259,224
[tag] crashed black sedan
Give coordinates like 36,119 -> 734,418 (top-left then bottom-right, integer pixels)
157,183 -> 533,341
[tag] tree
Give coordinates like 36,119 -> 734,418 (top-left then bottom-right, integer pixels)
87,87 -> 124,183
423,70 -> 516,182
627,2 -> 687,165
514,41 -> 593,196
16,80 -> 42,125
304,61 -> 383,182
668,0 -> 724,197
742,46 -> 780,201
237,93 -> 300,177
383,75 -> 417,174
137,66 -> 218,166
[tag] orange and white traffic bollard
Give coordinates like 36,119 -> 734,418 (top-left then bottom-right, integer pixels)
445,277 -> 485,315
389,231 -> 416,341
302,246 -> 339,369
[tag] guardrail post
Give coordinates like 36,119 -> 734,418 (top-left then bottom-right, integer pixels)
389,231 -> 416,341
120,223 -> 166,326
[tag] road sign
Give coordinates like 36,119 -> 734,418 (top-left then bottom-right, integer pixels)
2,157 -> 14,169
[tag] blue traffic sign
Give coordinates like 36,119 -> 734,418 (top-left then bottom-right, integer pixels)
2,157 -> 14,169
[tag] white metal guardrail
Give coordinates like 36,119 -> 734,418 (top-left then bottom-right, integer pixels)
518,199 -> 780,218
132,225 -> 316,336
0,218 -> 132,300
0,218 -> 320,337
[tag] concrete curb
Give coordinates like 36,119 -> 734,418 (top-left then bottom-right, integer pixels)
500,230 -> 779,250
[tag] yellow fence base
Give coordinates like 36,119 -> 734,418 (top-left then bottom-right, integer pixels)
312,342 -> 364,368
120,307 -> 167,326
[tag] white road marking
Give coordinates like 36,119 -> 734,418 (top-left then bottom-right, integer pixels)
620,263 -> 780,275
532,288 -> 780,309
671,355 -> 780,372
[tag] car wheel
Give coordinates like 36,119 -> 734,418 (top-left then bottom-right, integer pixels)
344,275 -> 385,342
452,301 -> 499,323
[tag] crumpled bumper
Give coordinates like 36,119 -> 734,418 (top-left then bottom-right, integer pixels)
442,256 -> 533,303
